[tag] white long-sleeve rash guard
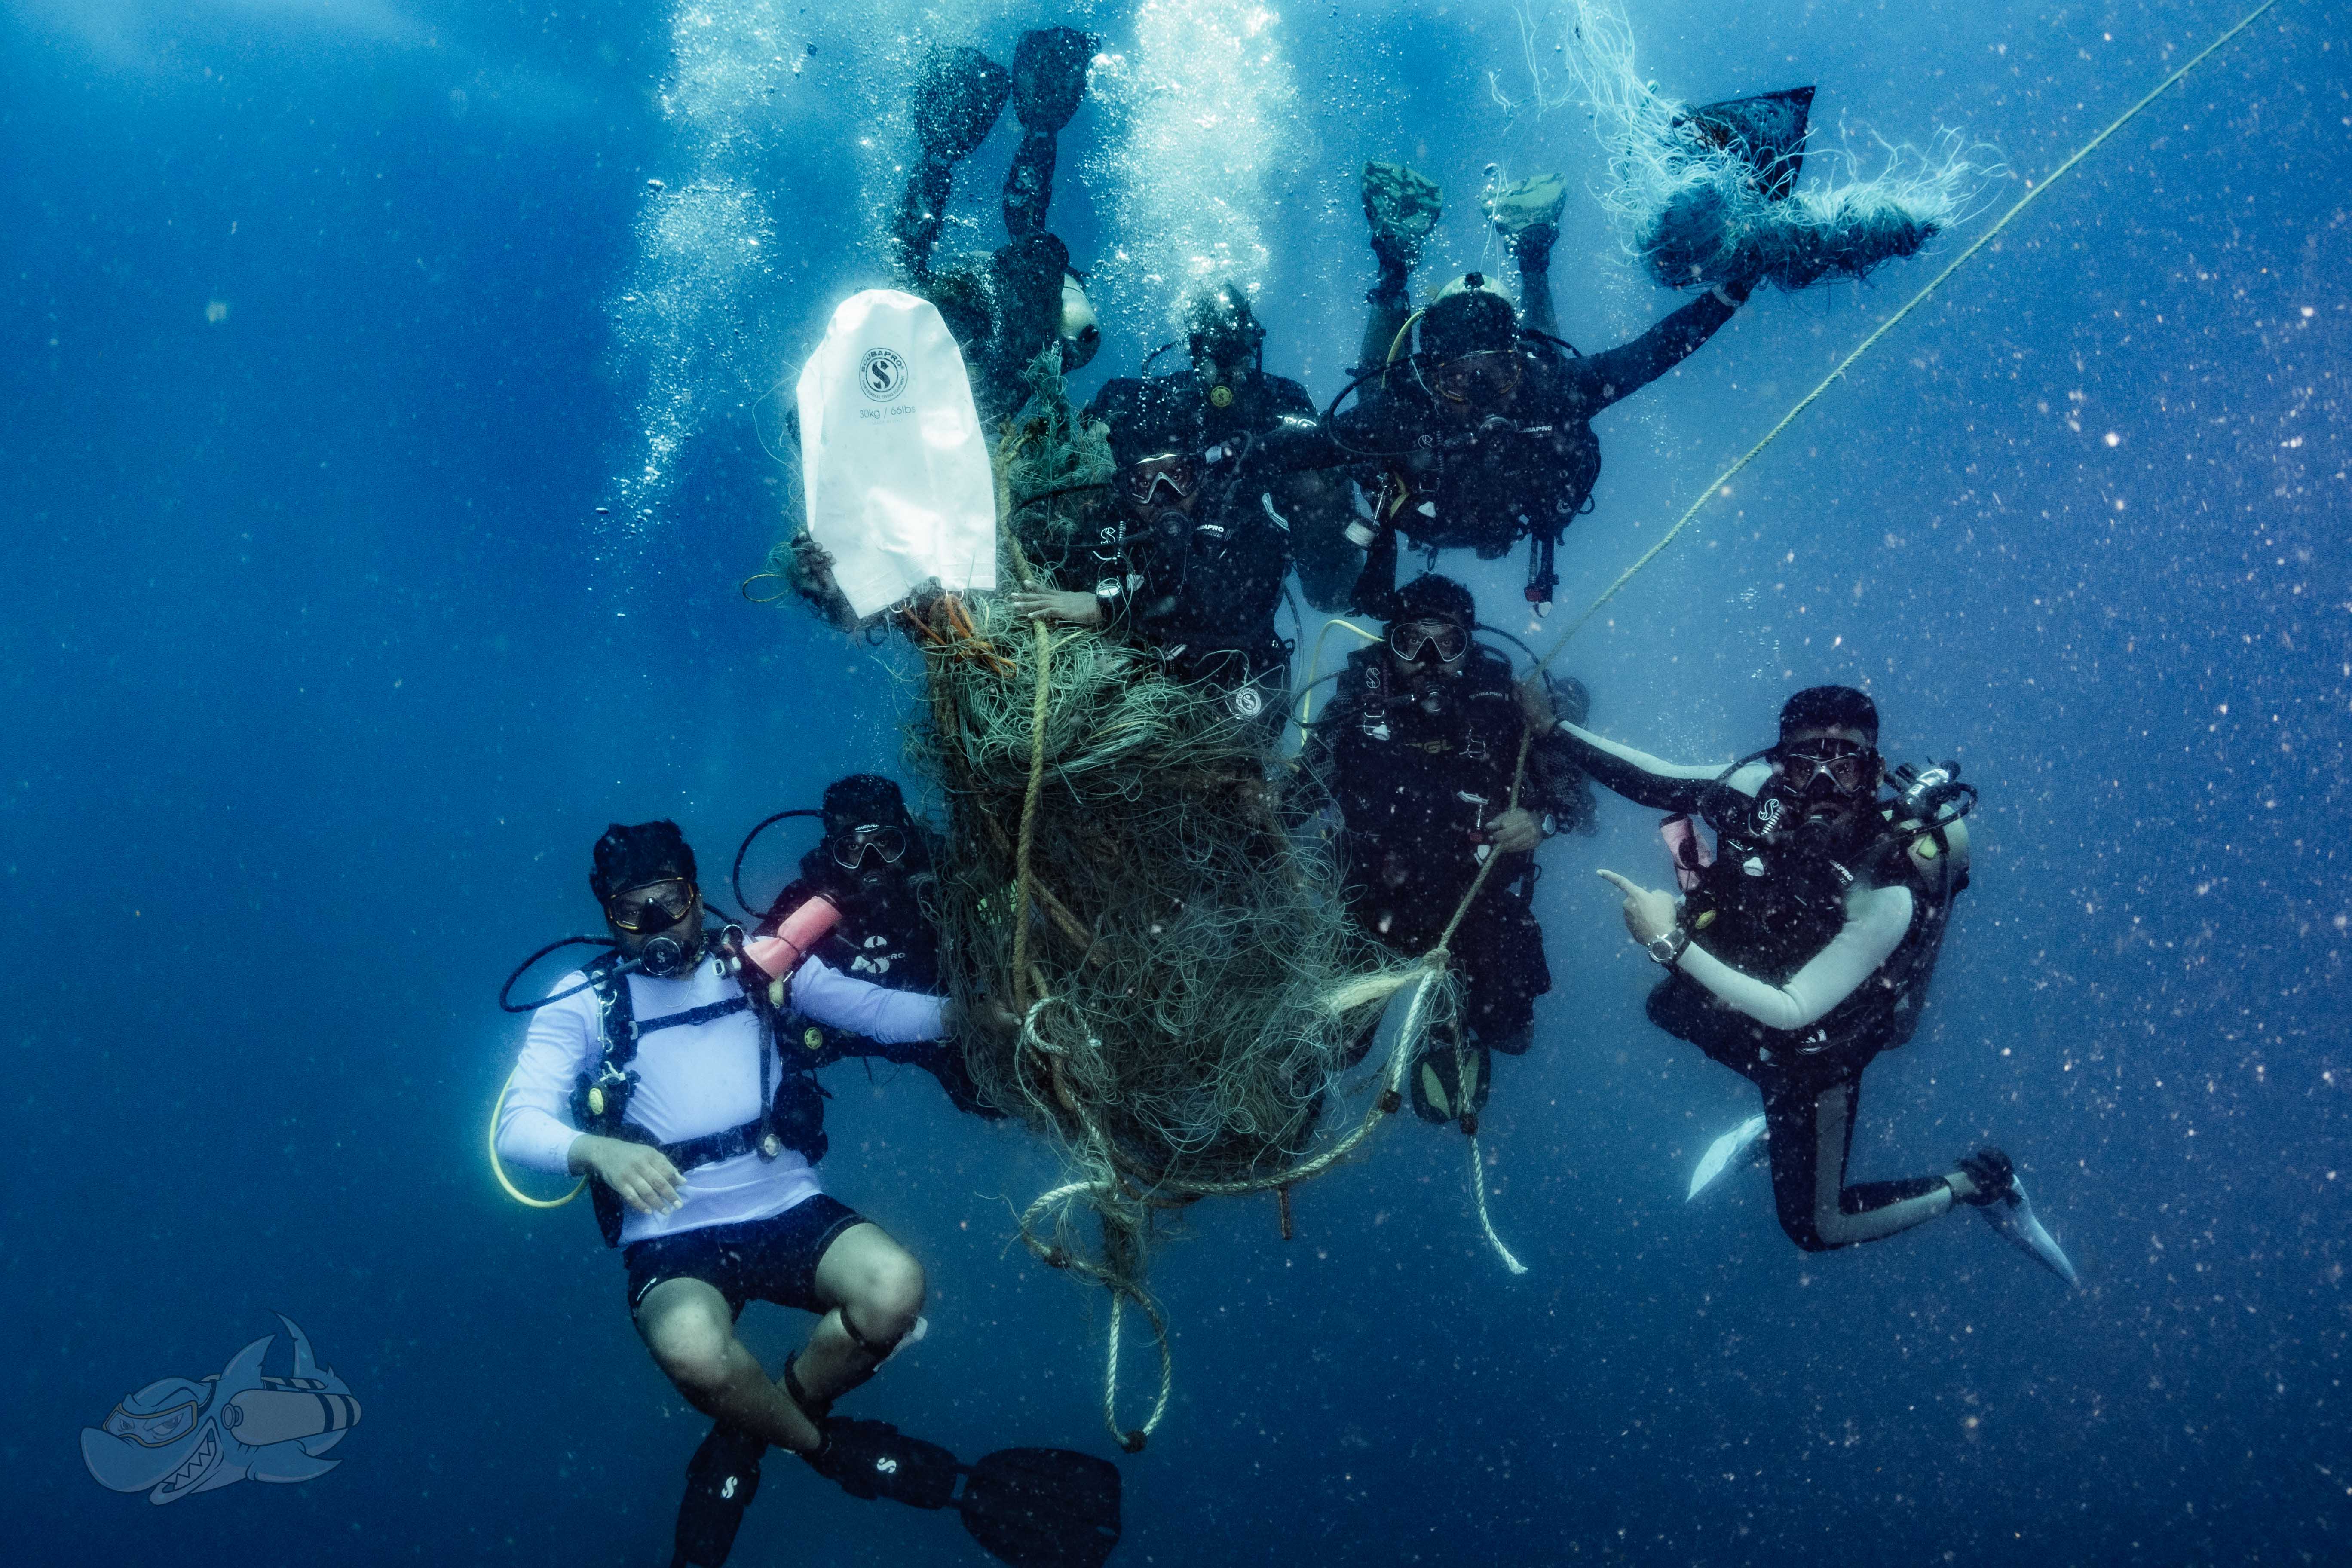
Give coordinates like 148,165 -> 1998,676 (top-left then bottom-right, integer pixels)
496,952 -> 945,1246
1560,720 -> 1915,1033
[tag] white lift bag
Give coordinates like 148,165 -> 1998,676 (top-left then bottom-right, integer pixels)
797,289 -> 996,618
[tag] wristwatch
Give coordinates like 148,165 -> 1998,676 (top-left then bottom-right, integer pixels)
1644,925 -> 1690,967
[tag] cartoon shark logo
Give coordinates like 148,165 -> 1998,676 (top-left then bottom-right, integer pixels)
82,1314 -> 361,1504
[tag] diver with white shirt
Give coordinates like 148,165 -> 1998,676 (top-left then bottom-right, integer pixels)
495,821 -> 1118,1567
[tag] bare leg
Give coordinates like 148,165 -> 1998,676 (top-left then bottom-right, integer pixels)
637,1277 -> 823,1454
792,1222 -> 928,1410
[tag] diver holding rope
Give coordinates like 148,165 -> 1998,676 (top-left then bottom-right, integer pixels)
1300,570 -> 1596,1127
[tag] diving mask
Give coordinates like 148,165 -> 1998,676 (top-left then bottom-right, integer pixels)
1430,349 -> 1525,408
1123,453 -> 1197,509
830,823 -> 908,872
606,879 -> 695,934
1387,619 -> 1469,665
1776,739 -> 1877,798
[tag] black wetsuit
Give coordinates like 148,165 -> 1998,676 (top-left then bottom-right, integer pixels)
1335,289 -> 1742,600
1305,646 -> 1593,1049
891,40 -> 1086,425
1562,724 -> 1967,1251
1086,371 -> 1357,610
1036,391 -> 1295,725
758,854 -> 999,1121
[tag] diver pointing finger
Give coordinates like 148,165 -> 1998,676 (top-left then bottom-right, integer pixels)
1559,686 -> 2076,1283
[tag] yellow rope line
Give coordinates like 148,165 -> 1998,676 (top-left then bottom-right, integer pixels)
486,1069 -> 584,1209
1535,0 -> 2280,675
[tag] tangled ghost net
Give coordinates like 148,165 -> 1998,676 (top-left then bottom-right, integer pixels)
1555,0 -> 1997,291
901,400 -> 1442,1443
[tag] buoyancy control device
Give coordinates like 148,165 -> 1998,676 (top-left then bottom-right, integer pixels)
502,901 -> 847,1244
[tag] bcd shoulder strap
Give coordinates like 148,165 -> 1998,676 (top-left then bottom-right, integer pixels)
572,938 -> 829,1247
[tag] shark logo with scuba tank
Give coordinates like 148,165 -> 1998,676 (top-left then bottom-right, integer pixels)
82,1315 -> 361,1504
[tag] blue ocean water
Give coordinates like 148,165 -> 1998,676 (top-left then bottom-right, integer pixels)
4,1 -> 2346,1563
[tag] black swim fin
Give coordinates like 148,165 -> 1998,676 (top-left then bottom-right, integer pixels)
1676,86 -> 1816,201
804,1417 -> 960,1510
960,1446 -> 1124,1568
805,1419 -> 1123,1568
671,1423 -> 766,1568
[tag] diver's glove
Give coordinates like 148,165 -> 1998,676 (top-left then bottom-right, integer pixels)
1949,1147 -> 2015,1207
804,1418 -> 962,1510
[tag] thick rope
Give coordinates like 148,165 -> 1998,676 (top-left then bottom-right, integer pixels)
1011,614 -> 1054,1011
1535,0 -> 2280,675
1468,1133 -> 1528,1275
1105,1289 -> 1173,1453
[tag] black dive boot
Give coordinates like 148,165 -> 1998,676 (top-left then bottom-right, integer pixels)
1949,1147 -> 2015,1206
1409,1038 -> 1492,1133
670,1423 -> 766,1568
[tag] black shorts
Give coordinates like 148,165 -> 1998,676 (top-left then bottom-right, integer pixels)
623,1194 -> 866,1318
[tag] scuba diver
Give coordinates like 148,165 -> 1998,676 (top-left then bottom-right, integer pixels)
1301,572 -> 1596,1127
891,27 -> 1099,422
1555,686 -> 2076,1281
1084,282 -> 1358,611
1008,390 -> 1292,731
778,28 -> 1099,631
750,774 -> 1001,1121
1331,160 -> 1755,608
494,823 -> 1118,1568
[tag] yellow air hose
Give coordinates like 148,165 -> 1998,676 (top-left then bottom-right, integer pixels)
486,1069 -> 584,1209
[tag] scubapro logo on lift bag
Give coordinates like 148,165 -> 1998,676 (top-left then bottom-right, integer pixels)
858,348 -> 909,402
